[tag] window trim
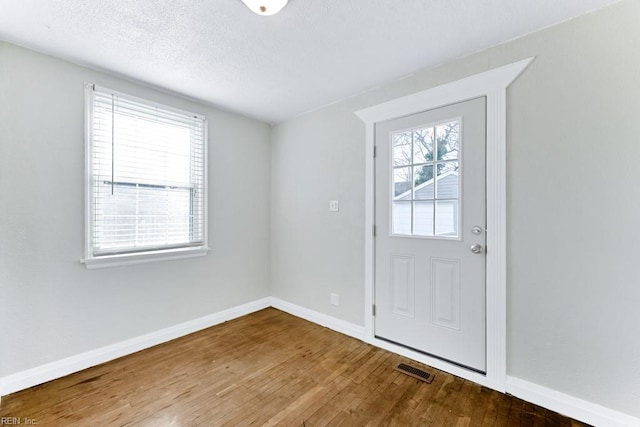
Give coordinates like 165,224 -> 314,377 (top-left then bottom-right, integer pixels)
81,84 -> 209,269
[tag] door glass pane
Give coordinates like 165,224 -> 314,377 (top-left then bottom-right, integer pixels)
392,201 -> 412,235
435,161 -> 459,199
435,200 -> 459,237
436,121 -> 460,160
413,128 -> 434,164
394,167 -> 412,199
413,201 -> 434,236
389,119 -> 461,239
393,132 -> 412,166
414,165 -> 434,200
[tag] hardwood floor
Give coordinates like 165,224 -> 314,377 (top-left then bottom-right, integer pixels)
0,308 -> 589,426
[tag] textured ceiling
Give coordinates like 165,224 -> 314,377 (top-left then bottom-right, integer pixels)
0,0 -> 620,123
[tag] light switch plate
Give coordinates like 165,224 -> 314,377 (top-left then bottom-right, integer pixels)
329,200 -> 339,212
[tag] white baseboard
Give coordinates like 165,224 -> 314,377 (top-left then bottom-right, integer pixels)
0,297 -> 271,396
3,297 -> 639,427
506,376 -> 640,427
269,297 -> 365,341
268,299 -> 640,427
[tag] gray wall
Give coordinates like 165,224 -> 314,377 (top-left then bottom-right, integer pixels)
271,0 -> 640,417
2,0 -> 639,418
0,42 -> 271,377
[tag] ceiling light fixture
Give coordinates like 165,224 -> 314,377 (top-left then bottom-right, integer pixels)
240,0 -> 288,16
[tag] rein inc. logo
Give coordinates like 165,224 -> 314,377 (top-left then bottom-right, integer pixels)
1,418 -> 37,425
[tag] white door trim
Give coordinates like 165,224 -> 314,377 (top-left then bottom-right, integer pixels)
355,57 -> 534,392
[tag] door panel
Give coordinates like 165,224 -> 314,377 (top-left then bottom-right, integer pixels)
374,97 -> 487,372
390,254 -> 415,318
431,258 -> 461,330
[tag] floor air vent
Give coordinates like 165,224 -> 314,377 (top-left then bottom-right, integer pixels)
395,363 -> 434,383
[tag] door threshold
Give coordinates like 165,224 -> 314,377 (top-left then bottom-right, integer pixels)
366,335 -> 502,391
375,335 -> 486,375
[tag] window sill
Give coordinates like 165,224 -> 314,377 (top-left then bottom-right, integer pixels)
81,246 -> 209,269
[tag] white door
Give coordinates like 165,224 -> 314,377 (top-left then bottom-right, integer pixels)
374,97 -> 487,372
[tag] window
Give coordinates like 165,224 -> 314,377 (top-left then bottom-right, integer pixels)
391,120 -> 460,237
83,85 -> 208,268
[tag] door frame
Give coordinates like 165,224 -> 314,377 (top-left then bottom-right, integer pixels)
355,58 -> 533,392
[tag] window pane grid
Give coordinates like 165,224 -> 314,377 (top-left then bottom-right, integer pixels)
391,120 -> 460,237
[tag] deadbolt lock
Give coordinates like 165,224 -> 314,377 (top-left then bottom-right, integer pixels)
471,226 -> 483,235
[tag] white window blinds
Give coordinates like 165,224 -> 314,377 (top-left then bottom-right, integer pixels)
86,85 -> 207,260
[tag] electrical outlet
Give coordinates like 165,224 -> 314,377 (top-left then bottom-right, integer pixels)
330,293 -> 340,306
329,200 -> 339,212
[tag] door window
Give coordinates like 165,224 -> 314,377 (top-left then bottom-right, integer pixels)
391,120 -> 460,237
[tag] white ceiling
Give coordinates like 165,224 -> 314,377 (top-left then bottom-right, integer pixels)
0,0 -> 620,123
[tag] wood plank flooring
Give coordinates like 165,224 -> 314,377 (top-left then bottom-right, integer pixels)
0,308 -> 589,426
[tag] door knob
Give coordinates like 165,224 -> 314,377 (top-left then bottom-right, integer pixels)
470,244 -> 484,254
